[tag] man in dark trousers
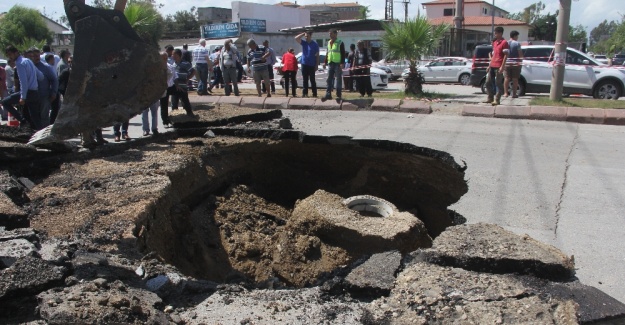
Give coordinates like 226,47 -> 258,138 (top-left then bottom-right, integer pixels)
295,30 -> 319,98
483,26 -> 508,105
323,29 -> 345,100
344,44 -> 356,92
2,45 -> 42,129
352,40 -> 373,97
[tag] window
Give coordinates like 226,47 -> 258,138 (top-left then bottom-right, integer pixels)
523,48 -> 553,62
443,8 -> 455,16
566,50 -> 595,65
483,8 -> 488,15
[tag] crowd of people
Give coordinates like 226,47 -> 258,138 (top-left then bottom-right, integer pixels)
0,30 -> 378,148
1,45 -> 66,131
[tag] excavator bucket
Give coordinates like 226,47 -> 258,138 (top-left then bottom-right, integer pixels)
28,0 -> 166,145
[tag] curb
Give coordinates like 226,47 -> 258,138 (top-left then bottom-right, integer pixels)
189,95 -> 625,126
198,96 -> 433,115
461,104 -> 625,126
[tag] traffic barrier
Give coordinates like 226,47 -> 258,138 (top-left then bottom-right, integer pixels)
7,112 -> 19,127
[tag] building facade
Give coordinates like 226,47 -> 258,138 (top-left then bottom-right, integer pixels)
423,0 -> 529,57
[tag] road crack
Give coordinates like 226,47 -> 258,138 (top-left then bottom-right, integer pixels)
554,125 -> 580,237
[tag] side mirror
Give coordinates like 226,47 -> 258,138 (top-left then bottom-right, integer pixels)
582,59 -> 590,65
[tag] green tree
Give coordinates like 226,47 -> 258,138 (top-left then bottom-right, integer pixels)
589,20 -> 618,46
508,1 -> 546,24
358,5 -> 370,19
382,16 -> 448,95
568,24 -> 587,43
123,1 -> 164,46
0,5 -> 53,51
171,8 -> 199,31
531,12 -> 557,41
91,0 -> 113,9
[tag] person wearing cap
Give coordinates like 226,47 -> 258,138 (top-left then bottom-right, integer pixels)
193,39 -> 211,95
246,39 -> 271,97
295,30 -> 319,98
2,45 -> 43,129
323,29 -> 345,100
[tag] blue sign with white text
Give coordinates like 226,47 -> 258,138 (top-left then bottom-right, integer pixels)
240,19 -> 267,33
201,23 -> 240,39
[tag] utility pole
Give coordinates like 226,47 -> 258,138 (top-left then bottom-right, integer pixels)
403,0 -> 410,22
385,0 -> 393,21
454,0 -> 463,56
491,0 -> 495,37
549,0 -> 571,101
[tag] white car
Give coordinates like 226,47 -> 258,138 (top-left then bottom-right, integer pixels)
0,59 -> 6,68
520,45 -> 625,99
401,57 -> 472,85
374,59 -> 410,81
593,54 -> 609,65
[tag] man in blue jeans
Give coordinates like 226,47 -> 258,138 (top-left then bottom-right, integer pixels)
323,29 -> 345,100
193,39 -> 211,95
295,30 -> 319,98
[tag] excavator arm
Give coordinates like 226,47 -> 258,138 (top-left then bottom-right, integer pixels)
29,0 -> 166,145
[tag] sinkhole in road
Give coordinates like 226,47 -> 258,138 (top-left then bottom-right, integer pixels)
137,134 -> 468,287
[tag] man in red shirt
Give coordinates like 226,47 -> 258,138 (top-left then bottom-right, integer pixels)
483,26 -> 509,105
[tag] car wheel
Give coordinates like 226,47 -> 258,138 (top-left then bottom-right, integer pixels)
480,78 -> 487,94
459,73 -> 471,85
507,80 -> 526,96
593,80 -> 622,99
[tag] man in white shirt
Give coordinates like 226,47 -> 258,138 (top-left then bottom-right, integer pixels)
192,39 -> 211,95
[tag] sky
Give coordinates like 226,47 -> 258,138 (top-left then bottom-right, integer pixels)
1,0 -> 623,34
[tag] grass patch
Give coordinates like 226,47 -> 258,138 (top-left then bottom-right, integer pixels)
530,97 -> 625,109
206,86 -> 453,101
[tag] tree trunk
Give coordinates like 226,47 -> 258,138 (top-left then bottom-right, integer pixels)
404,71 -> 424,95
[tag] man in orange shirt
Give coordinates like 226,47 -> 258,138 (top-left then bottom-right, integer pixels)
483,26 -> 509,105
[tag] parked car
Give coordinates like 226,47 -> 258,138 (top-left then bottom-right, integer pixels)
469,44 -> 492,92
593,54 -> 609,65
401,57 -> 472,85
471,45 -> 625,99
0,59 -> 6,68
613,53 -> 625,66
373,59 -> 410,81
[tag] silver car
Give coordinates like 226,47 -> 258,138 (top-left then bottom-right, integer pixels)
401,57 -> 472,85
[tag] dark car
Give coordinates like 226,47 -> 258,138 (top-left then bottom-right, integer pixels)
469,45 -> 492,93
613,53 -> 625,66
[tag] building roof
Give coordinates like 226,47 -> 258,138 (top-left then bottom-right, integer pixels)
423,0 -> 485,4
422,0 -> 509,14
429,16 -> 528,26
279,19 -> 387,33
301,2 -> 362,8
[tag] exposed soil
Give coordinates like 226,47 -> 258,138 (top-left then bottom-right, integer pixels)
1,106 -> 623,324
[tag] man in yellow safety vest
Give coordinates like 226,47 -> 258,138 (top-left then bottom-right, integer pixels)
323,29 -> 346,100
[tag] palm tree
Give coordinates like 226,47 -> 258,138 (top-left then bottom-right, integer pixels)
123,1 -> 164,46
382,16 -> 448,95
